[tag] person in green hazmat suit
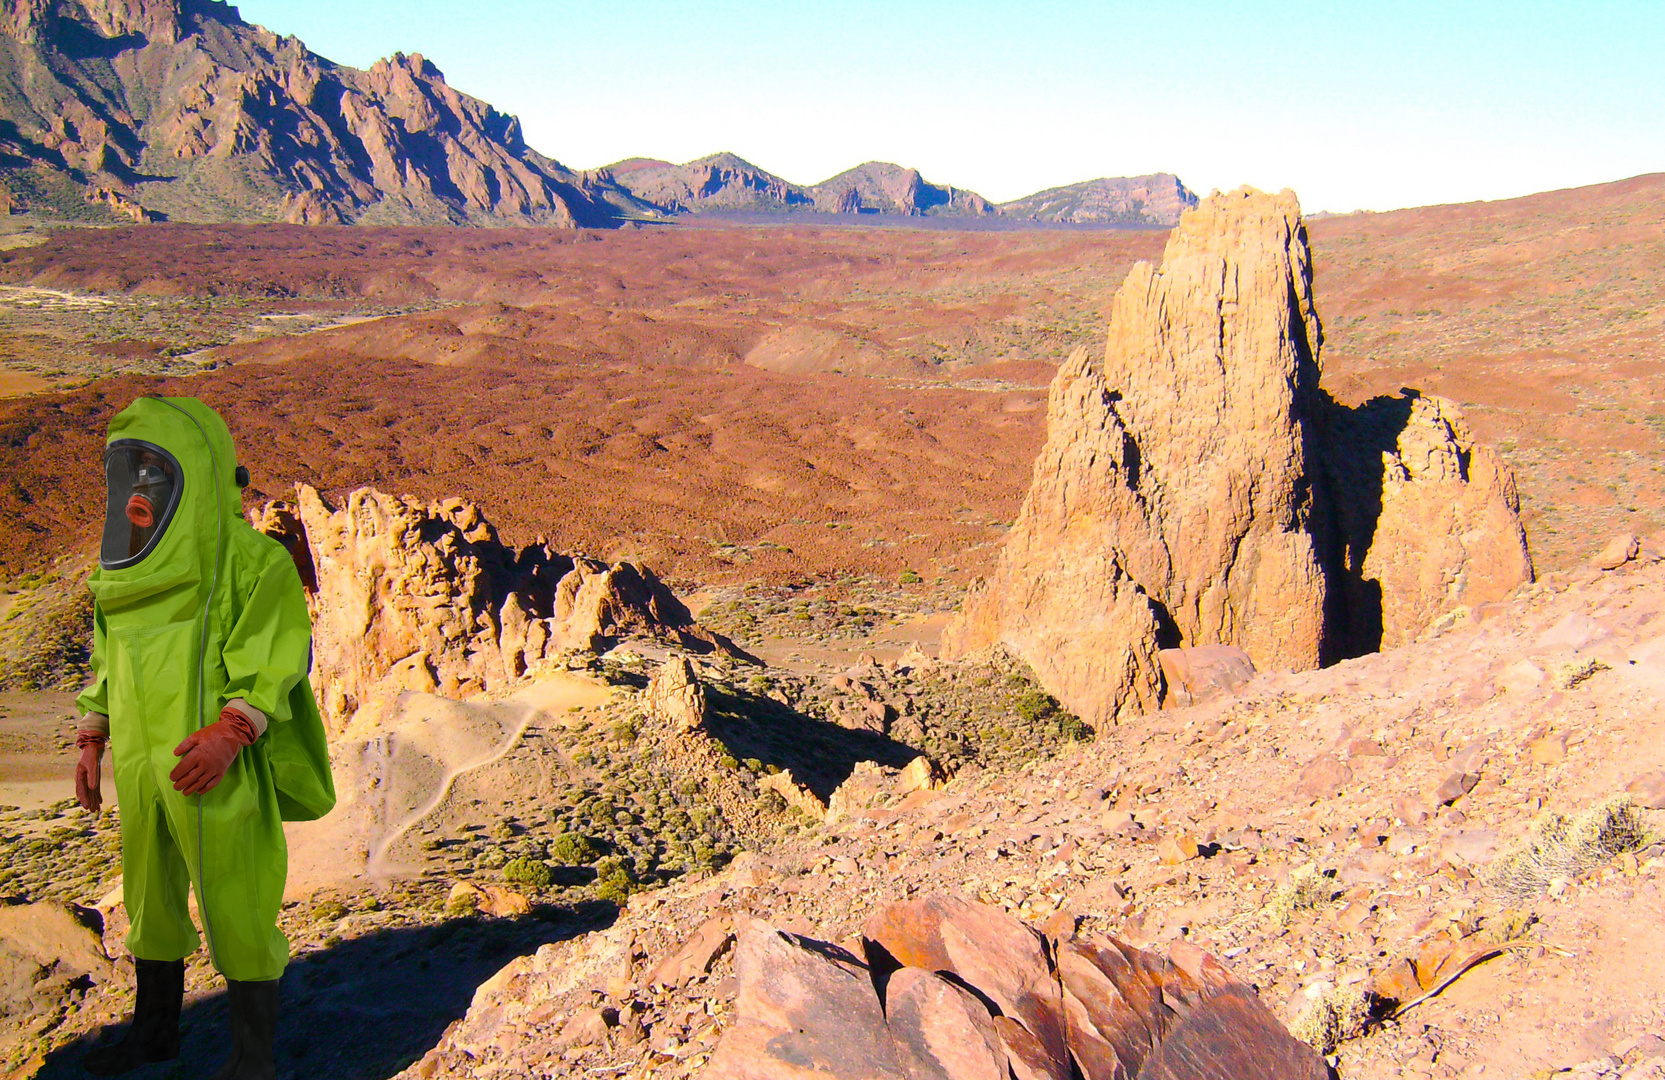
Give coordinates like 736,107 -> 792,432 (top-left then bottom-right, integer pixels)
70,397 -> 334,1079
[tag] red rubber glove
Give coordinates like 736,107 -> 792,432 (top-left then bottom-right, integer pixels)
75,732 -> 106,813
170,712 -> 256,795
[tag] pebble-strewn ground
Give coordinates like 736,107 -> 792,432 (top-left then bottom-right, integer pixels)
402,544 -> 1664,1080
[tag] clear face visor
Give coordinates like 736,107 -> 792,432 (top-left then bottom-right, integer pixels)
101,441 -> 182,569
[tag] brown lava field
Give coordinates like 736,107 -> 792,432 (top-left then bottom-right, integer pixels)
0,172 -> 1660,586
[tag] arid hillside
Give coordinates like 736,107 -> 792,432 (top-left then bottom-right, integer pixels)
0,173 -> 1658,588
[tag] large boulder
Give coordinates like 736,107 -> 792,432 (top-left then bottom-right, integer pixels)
944,187 -> 1532,723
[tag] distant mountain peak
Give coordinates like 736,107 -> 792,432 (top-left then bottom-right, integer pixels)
0,0 -> 657,225
998,173 -> 1198,227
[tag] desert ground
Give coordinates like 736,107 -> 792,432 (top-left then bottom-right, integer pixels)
0,174 -> 1661,1080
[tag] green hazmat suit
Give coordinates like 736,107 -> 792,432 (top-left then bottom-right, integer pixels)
76,397 -> 334,982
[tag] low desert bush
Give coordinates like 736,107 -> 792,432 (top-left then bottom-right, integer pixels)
1290,986 -> 1374,1054
548,832 -> 601,865
1486,795 -> 1654,902
501,856 -> 553,888
1264,865 -> 1339,928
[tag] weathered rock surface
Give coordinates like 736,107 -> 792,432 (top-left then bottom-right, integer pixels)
252,485 -> 743,729
944,187 -> 1533,723
0,901 -> 111,1053
703,898 -> 1324,1080
704,919 -> 908,1080
1157,645 -> 1257,707
1319,390 -> 1534,649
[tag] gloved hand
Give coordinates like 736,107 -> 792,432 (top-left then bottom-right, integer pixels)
74,732 -> 106,813
170,712 -> 256,795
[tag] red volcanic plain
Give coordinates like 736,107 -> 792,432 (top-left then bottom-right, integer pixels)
0,173 -> 1660,584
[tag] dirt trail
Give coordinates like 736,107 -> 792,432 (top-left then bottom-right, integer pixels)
287,671 -> 614,894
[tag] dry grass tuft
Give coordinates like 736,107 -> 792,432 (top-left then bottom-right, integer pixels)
1290,985 -> 1374,1055
1552,656 -> 1610,690
1486,796 -> 1655,902
1263,864 -> 1339,928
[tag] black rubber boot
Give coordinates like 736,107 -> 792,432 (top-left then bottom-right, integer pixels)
207,978 -> 280,1080
83,957 -> 184,1075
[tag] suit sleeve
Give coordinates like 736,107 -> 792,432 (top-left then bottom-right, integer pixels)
74,602 -> 110,718
220,553 -> 313,725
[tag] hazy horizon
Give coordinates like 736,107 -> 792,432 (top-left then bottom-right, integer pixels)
209,1 -> 1665,213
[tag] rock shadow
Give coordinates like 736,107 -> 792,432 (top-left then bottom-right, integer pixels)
1311,388 -> 1420,661
35,900 -> 616,1080
701,686 -> 920,802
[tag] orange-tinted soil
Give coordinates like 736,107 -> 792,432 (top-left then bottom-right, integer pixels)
0,174 -> 1659,584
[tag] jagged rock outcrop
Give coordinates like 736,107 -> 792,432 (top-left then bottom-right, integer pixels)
1318,390 -> 1534,650
0,0 -> 655,225
944,187 -> 1533,724
998,173 -> 1199,227
706,898 -> 1326,1080
251,485 -> 744,731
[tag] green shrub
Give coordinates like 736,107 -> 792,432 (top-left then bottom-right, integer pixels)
899,570 -> 922,584
502,857 -> 552,888
595,868 -> 638,905
1013,689 -> 1060,724
311,900 -> 348,924
548,833 -> 601,865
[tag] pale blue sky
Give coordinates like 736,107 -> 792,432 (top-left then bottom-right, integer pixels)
234,0 -> 1664,213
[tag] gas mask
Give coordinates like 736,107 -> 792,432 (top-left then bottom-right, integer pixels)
100,440 -> 182,569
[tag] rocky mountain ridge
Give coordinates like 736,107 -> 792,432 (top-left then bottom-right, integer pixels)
0,1 -> 1192,228
997,173 -> 1199,226
0,0 -> 659,225
593,153 -> 998,220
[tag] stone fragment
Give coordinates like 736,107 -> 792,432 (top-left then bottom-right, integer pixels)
1393,796 -> 1434,826
644,656 -> 706,731
553,1007 -> 614,1050
1497,660 -> 1547,696
883,967 -> 1008,1080
1056,935 -> 1173,1079
1157,645 -> 1257,708
864,896 -> 1068,1080
1431,771 -> 1480,806
1157,834 -> 1200,866
1592,533 -> 1641,570
898,755 -> 949,795
1529,732 -> 1568,765
705,920 -> 907,1079
1626,771 -> 1665,810
648,914 -> 734,988
1297,754 -> 1353,799
477,885 -> 530,918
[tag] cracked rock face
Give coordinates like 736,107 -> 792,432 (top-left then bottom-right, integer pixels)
944,186 -> 1532,724
704,898 -> 1326,1080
